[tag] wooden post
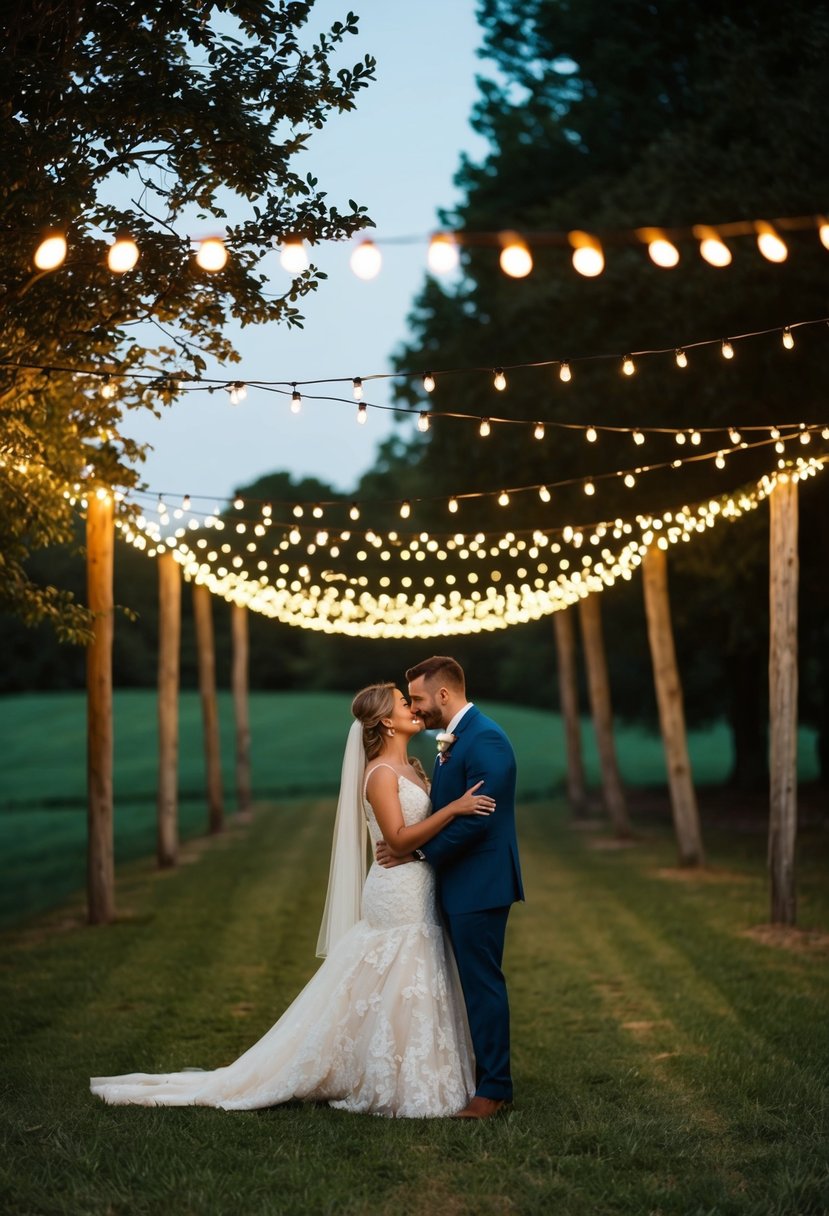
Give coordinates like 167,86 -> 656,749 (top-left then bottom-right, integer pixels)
642,546 -> 704,866
578,592 -> 631,838
553,608 -> 588,816
193,581 -> 224,834
768,477 -> 798,925
157,552 -> 181,866
231,601 -> 252,820
86,491 -> 115,924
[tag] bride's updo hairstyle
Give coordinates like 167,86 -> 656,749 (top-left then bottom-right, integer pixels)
351,682 -> 396,761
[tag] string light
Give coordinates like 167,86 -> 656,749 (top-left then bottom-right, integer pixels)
538,485 -> 551,503
357,402 -> 367,424
107,233 -> 139,273
196,237 -> 228,272
622,355 -> 636,376
279,240 -> 309,273
448,497 -> 459,513
498,491 -> 510,507
499,233 -> 533,278
639,228 -> 680,268
693,225 -> 732,267
586,426 -> 598,443
691,431 -> 702,445
182,494 -> 191,510
782,327 -> 794,350
675,348 -> 688,368
290,387 -> 302,413
100,375 -> 116,400
534,422 -> 545,440
427,233 -> 460,274
479,418 -> 491,437
423,372 -> 436,393
755,222 -> 788,263
349,503 -> 360,521
417,411 -> 430,432
632,430 -> 645,446
350,240 -> 382,280
228,382 -> 247,405
493,368 -> 507,391
819,218 -> 829,251
400,500 -> 411,519
721,339 -> 734,359
728,427 -> 742,444
715,451 -> 726,469
34,232 -> 67,270
624,473 -> 636,488
233,496 -> 244,510
352,377 -> 363,401
584,481 -> 595,495
559,362 -> 572,383
569,230 -> 605,277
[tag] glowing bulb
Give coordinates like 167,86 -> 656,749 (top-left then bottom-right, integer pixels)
586,426 -> 598,443
417,411 -> 430,432
624,473 -> 636,488
196,237 -> 228,271
183,494 -> 191,511
675,431 -> 686,445
357,402 -> 367,424
800,430 -> 811,445
34,232 -> 67,270
715,452 -> 726,469
493,368 -> 507,391
755,222 -> 788,263
728,427 -> 742,444
534,422 -> 545,440
480,418 -> 491,437
400,500 -> 411,519
349,503 -> 360,521
279,240 -> 308,273
693,225 -> 732,267
632,430 -> 645,445
352,377 -> 363,400
538,485 -> 551,503
782,327 -> 794,350
622,355 -> 635,376
289,528 -> 301,544
427,233 -> 459,274
448,497 -> 459,514
569,231 -> 604,277
293,504 -> 304,518
691,431 -> 702,445
721,340 -> 734,359
640,229 -> 680,268
423,372 -> 436,393
499,235 -> 532,278
233,496 -> 244,510
228,382 -> 247,405
584,481 -> 595,496
350,240 -> 382,280
559,362 -> 572,383
107,234 -> 139,273
100,376 -> 116,400
819,218 -> 829,250
312,504 -> 323,519
675,348 -> 688,369
291,388 -> 302,413
498,491 -> 510,507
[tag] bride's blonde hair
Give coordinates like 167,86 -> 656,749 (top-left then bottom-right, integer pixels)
351,682 -> 396,761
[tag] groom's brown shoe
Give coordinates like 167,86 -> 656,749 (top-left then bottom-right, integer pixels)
452,1096 -> 508,1119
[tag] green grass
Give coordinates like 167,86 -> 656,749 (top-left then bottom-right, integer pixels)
2,799 -> 828,1216
0,690 -> 820,926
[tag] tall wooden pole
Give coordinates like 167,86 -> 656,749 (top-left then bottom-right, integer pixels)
553,608 -> 588,816
193,581 -> 224,834
231,601 -> 252,820
86,491 -> 115,924
578,592 -> 631,838
768,478 -> 799,925
642,546 -> 704,866
157,552 -> 181,866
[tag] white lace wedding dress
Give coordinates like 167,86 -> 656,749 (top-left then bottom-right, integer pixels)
90,775 -> 474,1117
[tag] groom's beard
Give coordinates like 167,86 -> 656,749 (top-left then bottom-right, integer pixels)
416,708 -> 443,730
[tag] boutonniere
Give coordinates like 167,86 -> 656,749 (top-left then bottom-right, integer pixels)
436,732 -> 456,764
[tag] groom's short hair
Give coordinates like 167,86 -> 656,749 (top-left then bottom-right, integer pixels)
406,655 -> 466,693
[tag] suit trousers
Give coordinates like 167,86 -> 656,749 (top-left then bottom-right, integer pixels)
444,905 -> 512,1101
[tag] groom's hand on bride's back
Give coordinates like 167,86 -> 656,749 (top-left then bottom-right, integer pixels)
376,840 -> 415,868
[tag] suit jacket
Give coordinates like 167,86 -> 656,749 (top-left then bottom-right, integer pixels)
420,706 -> 524,915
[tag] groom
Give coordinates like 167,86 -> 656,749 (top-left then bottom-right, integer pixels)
377,655 -> 524,1119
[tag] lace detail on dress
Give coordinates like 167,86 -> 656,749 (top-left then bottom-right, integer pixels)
90,775 -> 473,1118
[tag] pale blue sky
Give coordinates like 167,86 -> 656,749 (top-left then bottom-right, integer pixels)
128,1 -> 489,503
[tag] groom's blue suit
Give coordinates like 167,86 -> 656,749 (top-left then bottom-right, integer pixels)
420,706 -> 523,1102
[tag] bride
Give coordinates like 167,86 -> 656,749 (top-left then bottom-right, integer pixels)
90,682 -> 496,1118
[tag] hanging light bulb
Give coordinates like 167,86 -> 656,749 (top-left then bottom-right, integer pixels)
721,339 -> 734,359
479,418 -> 491,437
782,327 -> 794,350
34,231 -> 67,270
538,485 -> 551,503
499,232 -> 533,278
568,230 -> 605,277
693,225 -> 732,267
534,422 -> 545,440
498,491 -> 510,507
728,427 -> 742,444
427,233 -> 459,274
586,426 -> 598,443
233,495 -> 244,510
448,497 -> 459,514
622,355 -> 636,376
228,382 -> 247,405
675,431 -> 687,445
675,348 -> 688,368
423,372 -> 436,393
349,502 -> 360,521
584,481 -> 596,496
182,494 -> 191,511
755,221 -> 788,263
417,411 -> 430,432
638,228 -> 680,268
290,387 -> 302,413
196,237 -> 228,271
289,527 -> 301,544
350,239 -> 382,280
400,500 -> 411,519
100,375 -> 116,400
624,473 -> 636,488
356,402 -> 367,424
715,451 -> 726,469
352,377 -> 363,400
107,233 -> 139,273
632,430 -> 645,445
559,362 -> 572,383
293,504 -> 304,518
493,368 -> 507,391
690,430 -> 702,445
279,239 -> 308,273
312,504 -> 323,519
818,217 -> 829,250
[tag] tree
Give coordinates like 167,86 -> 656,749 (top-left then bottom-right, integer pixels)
0,1 -> 375,637
391,0 -> 829,785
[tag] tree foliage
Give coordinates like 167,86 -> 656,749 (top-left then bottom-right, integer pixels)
0,0 -> 374,636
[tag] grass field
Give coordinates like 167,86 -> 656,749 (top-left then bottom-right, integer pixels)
0,689 -> 820,927
2,794 -> 828,1216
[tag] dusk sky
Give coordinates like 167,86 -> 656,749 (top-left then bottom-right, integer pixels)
127,1 -> 491,505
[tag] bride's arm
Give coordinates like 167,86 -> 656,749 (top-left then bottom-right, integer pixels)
367,767 -> 493,858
